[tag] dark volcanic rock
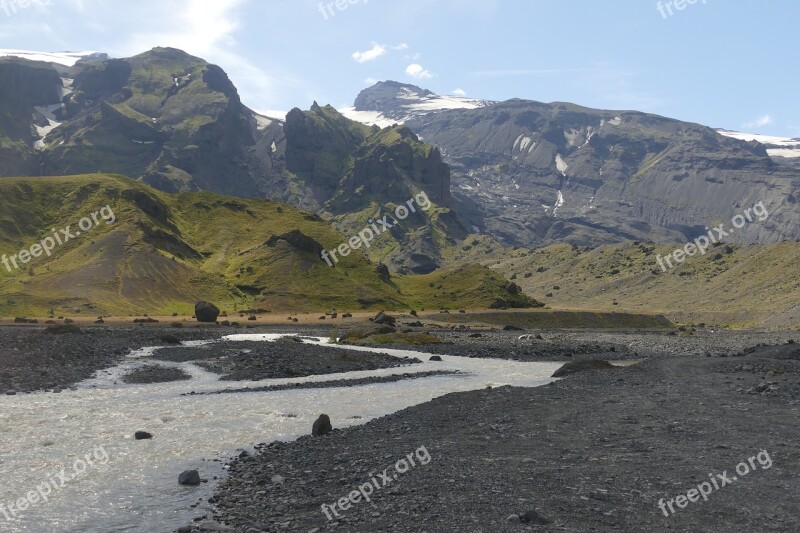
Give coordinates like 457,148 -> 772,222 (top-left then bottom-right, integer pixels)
265,230 -> 324,256
520,510 -> 551,525
312,414 -> 332,437
372,311 -> 397,326
135,431 -> 153,440
122,365 -> 192,384
195,301 -> 220,323
552,359 -> 615,377
43,324 -> 82,335
178,470 -> 201,486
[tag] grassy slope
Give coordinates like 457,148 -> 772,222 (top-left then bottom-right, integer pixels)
449,236 -> 800,329
0,175 -> 529,316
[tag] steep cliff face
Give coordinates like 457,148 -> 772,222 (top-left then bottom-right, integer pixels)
346,82 -> 800,247
41,48 -> 265,196
0,58 -> 64,175
281,104 -> 463,273
407,100 -> 799,246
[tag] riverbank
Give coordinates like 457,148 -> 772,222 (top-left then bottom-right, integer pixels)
208,341 -> 800,532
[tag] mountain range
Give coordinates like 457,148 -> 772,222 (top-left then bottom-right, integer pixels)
1,47 -> 799,325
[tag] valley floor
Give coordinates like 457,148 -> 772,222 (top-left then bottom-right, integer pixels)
204,331 -> 799,533
1,323 -> 798,532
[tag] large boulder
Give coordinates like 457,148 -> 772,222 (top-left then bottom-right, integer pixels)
194,301 -> 220,323
312,414 -> 333,437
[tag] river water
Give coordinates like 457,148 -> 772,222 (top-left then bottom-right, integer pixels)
0,334 -> 562,532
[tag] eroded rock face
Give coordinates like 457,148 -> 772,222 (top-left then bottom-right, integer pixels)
349,82 -> 800,248
265,230 -> 324,256
195,301 -> 220,323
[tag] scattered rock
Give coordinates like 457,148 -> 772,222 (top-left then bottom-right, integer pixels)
552,360 -> 615,378
178,470 -> 201,486
43,324 -> 82,335
372,311 -> 397,326
161,334 -> 182,345
312,414 -> 333,437
520,510 -> 551,525
135,431 -> 153,440
429,356 -> 443,362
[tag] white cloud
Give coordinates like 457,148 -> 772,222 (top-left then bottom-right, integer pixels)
352,43 -> 386,63
744,114 -> 774,129
406,63 -> 433,80
451,88 -> 467,97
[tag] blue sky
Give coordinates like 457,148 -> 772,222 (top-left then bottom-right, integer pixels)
1,0 -> 797,136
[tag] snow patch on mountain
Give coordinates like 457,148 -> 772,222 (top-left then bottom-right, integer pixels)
343,81 -> 494,126
0,50 -> 106,67
338,107 -> 398,129
717,129 -> 800,158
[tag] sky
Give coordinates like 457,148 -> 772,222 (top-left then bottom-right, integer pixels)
0,0 -> 797,137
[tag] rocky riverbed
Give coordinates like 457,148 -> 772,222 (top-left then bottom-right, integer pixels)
205,335 -> 799,533
2,323 -> 797,532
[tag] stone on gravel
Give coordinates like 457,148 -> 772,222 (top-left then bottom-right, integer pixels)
195,301 -> 221,323
312,414 -> 333,437
520,510 -> 551,525
161,334 -> 182,345
271,475 -> 285,484
135,431 -> 153,440
429,356 -> 443,362
552,360 -> 615,377
43,324 -> 82,335
372,311 -> 397,326
179,470 -> 201,485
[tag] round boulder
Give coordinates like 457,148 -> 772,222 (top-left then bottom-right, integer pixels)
195,301 -> 221,323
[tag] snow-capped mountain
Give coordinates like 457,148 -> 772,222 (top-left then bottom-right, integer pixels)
340,81 -> 494,127
342,82 -> 799,247
717,129 -> 800,159
0,49 -> 108,67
